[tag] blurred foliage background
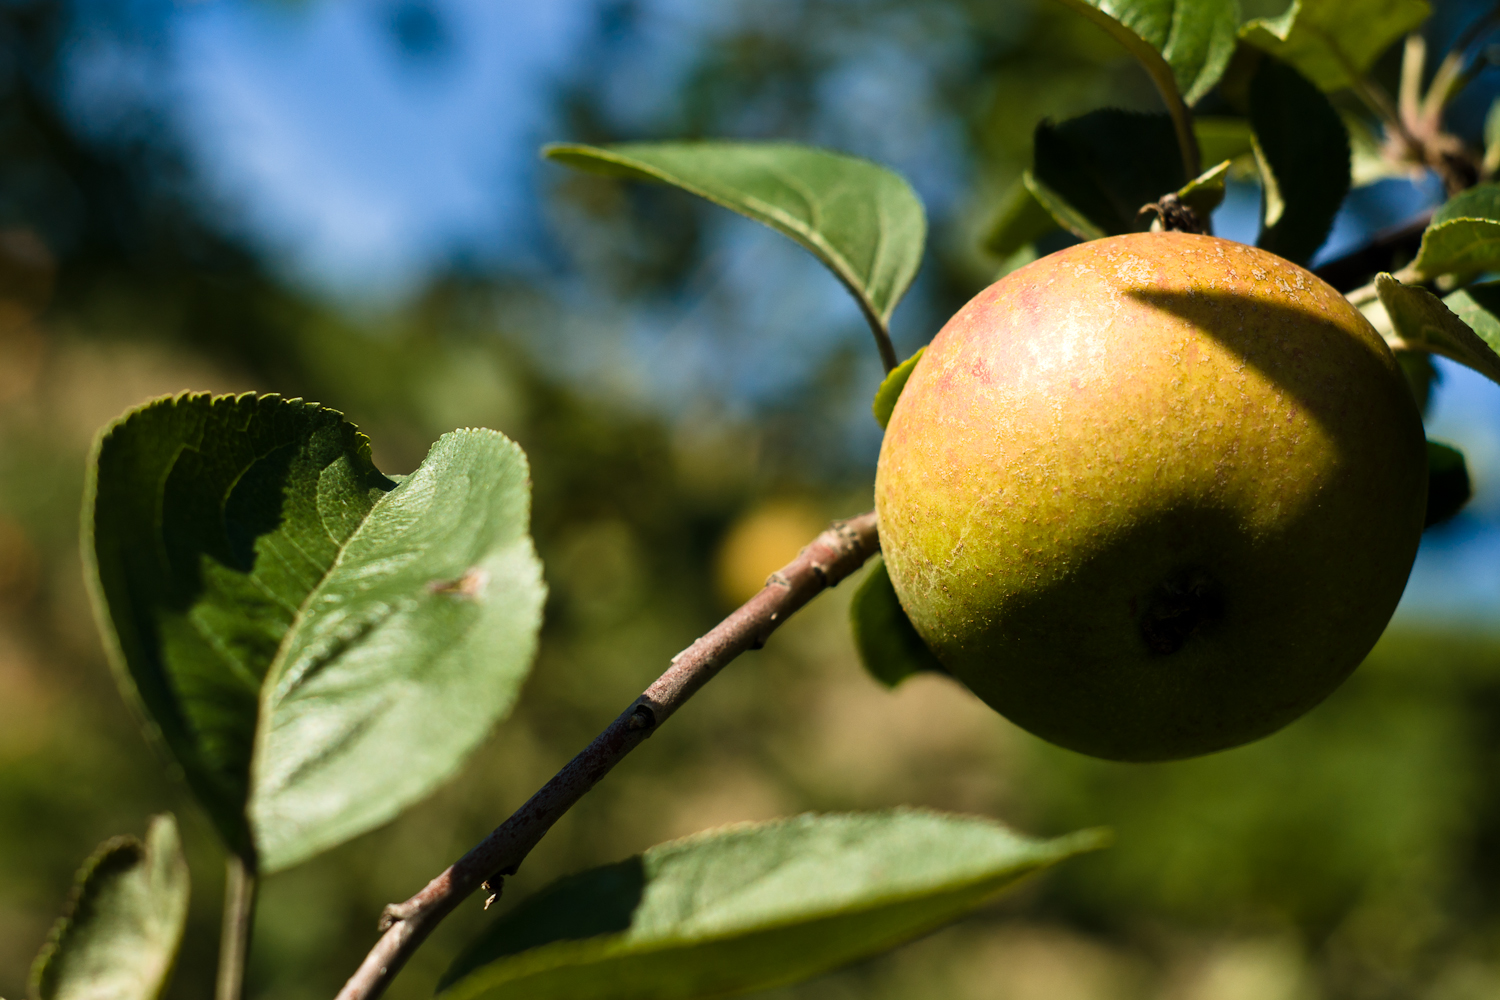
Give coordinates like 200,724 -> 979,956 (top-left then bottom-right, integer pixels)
4,0 -> 1500,998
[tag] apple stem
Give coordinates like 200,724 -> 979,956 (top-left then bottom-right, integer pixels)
1139,194 -> 1205,235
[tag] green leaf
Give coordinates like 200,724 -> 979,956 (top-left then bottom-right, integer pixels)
1425,440 -> 1471,528
996,78 -> 1254,254
250,428 -> 546,872
543,142 -> 926,333
1241,0 -> 1430,92
1177,159 -> 1232,220
30,814 -> 190,1000
1050,0 -> 1240,107
1249,56 -> 1350,265
1444,281 -> 1500,353
1194,115 -> 1256,168
872,349 -> 924,430
1031,110 -> 1186,237
850,556 -> 946,687
1409,185 -> 1500,280
983,181 -> 1058,258
85,394 -> 546,872
1375,274 -> 1500,386
439,811 -> 1108,1000
1023,171 -> 1107,242
86,394 -> 393,857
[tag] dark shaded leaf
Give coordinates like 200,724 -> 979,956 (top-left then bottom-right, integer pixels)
440,811 -> 1108,1000
1425,441 -> 1470,528
86,394 -> 393,857
1031,110 -> 1186,237
1241,0 -> 1430,92
1023,171 -> 1107,241
1250,56 -> 1350,265
29,815 -> 189,1000
544,142 -> 926,330
850,556 -> 946,687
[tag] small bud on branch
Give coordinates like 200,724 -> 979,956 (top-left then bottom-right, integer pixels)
335,511 -> 881,1000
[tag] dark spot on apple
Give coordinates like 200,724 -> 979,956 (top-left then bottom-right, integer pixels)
1139,567 -> 1225,655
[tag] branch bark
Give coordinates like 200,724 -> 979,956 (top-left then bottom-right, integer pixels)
334,510 -> 882,1000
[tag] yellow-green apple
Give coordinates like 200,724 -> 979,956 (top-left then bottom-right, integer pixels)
876,232 -> 1427,761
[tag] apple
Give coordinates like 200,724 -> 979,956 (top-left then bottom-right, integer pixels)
876,232 -> 1427,761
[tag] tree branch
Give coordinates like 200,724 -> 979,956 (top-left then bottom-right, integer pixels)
334,511 -> 882,1000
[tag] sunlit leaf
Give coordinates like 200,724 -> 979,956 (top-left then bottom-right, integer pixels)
544,142 -> 926,334
1177,159 -> 1232,220
1425,441 -> 1470,528
439,811 -> 1108,1000
1408,185 -> 1500,280
1051,0 -> 1241,106
850,556 -> 946,687
1444,281 -> 1500,353
1031,110 -> 1185,237
1241,0 -> 1430,92
30,815 -> 189,1000
250,428 -> 546,872
1375,274 -> 1500,386
872,348 -> 924,430
86,394 -> 545,872
1250,56 -> 1350,264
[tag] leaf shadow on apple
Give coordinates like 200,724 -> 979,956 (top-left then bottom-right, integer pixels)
938,501 -> 1395,763
941,284 -> 1430,762
876,236 -> 1429,765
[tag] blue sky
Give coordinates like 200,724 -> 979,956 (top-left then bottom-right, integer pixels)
167,0 -> 596,297
132,0 -> 1500,627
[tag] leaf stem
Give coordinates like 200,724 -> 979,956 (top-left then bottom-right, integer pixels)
857,302 -> 899,373
1399,34 -> 1426,126
216,854 -> 257,1000
333,511 -> 882,1000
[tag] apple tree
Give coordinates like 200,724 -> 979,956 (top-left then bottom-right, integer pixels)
24,1 -> 1500,998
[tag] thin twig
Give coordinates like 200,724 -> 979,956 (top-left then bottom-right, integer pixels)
334,511 -> 882,1000
1312,24 -> 1423,161
216,855 -> 257,1000
1419,1 -> 1500,130
1400,34 -> 1426,126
